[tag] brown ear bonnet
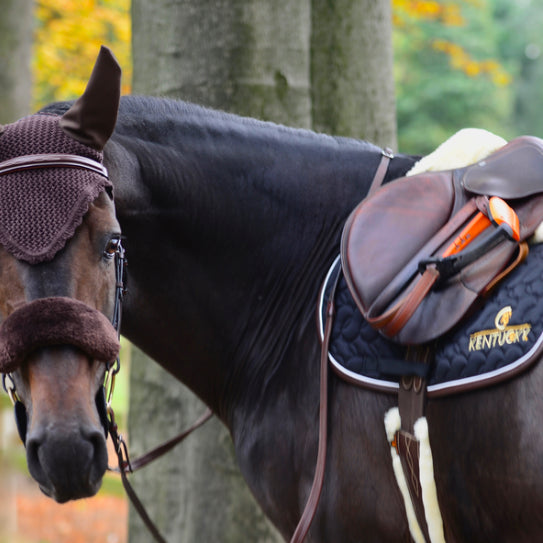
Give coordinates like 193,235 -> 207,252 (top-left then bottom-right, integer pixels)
0,46 -> 121,264
0,114 -> 111,264
0,47 -> 123,370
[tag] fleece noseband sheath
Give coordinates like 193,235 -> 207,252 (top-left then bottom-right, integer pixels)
0,297 -> 120,373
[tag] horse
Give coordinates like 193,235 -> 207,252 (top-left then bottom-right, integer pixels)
2,46 -> 543,542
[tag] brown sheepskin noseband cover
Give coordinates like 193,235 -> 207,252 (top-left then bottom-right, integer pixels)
0,297 -> 120,374
0,113 -> 112,264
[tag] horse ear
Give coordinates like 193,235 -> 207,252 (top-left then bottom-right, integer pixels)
60,46 -> 121,151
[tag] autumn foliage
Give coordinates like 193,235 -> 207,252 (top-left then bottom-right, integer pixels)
33,0 -> 131,109
393,0 -> 510,86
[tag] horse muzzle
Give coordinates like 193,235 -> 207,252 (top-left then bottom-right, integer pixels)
25,400 -> 109,503
0,297 -> 119,502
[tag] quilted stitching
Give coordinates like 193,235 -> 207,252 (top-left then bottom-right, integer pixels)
323,243 -> 543,387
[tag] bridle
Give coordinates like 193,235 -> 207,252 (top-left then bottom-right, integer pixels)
0,152 -> 213,543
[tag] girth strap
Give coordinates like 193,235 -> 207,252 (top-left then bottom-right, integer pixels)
393,347 -> 447,543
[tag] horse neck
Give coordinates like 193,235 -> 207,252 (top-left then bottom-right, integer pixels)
107,98 -> 416,421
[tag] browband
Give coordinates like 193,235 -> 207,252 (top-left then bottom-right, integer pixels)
0,153 -> 108,178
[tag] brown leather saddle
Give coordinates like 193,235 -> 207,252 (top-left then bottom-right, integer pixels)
341,136 -> 543,345
336,136 -> 543,542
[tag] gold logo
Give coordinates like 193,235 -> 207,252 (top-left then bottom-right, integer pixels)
495,306 -> 512,330
469,306 -> 531,352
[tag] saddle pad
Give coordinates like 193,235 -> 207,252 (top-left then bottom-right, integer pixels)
319,243 -> 543,398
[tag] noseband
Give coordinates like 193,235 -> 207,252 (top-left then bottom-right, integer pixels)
1,243 -> 126,441
0,297 -> 120,374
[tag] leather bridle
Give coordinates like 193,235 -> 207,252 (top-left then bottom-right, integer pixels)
0,152 -> 213,543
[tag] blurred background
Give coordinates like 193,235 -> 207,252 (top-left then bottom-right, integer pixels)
1,1 -> 543,541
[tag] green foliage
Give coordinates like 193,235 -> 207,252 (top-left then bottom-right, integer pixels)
394,0 -> 515,154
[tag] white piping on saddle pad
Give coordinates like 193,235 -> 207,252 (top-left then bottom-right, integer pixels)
384,408 -> 446,543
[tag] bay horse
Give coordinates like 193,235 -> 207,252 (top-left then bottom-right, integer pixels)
2,47 -> 542,542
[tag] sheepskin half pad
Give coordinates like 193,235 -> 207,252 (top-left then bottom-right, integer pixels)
0,114 -> 112,264
0,297 -> 120,373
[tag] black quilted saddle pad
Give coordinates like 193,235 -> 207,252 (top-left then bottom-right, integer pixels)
319,243 -> 543,397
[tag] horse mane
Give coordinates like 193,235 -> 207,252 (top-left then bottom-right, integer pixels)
41,95 -> 381,152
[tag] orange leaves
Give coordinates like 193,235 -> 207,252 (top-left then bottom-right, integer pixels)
33,0 -> 131,110
393,0 -> 465,26
433,40 -> 511,85
393,1 -> 511,87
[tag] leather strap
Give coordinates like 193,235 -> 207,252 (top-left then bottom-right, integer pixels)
119,468 -> 168,543
108,407 -> 213,543
366,198 -> 480,333
0,153 -> 108,178
381,266 -> 440,338
290,268 -> 339,543
396,347 -> 433,543
291,148 -> 394,542
483,241 -> 529,294
128,409 -> 213,471
367,148 -> 394,198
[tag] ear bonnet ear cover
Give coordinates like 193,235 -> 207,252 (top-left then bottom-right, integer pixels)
0,46 -> 121,264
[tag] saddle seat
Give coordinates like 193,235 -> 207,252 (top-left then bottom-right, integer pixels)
341,136 -> 543,345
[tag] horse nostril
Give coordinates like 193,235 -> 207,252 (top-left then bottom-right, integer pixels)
25,426 -> 108,502
86,428 -> 109,484
25,430 -> 50,493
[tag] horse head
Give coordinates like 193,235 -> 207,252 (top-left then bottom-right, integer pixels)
0,47 -> 122,502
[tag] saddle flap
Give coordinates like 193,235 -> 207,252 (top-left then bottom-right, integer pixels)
341,147 -> 543,344
463,136 -> 543,199
341,171 -> 455,312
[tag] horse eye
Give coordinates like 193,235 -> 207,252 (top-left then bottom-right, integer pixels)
104,237 -> 121,258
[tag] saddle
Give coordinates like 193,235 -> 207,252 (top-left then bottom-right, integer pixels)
335,135 -> 543,543
342,136 -> 543,345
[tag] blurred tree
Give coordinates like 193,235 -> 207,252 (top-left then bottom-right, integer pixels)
0,0 -> 33,123
129,1 -> 310,541
311,0 -> 397,148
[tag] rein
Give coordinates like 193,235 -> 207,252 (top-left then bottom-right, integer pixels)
290,148 -> 394,543
104,236 -> 214,543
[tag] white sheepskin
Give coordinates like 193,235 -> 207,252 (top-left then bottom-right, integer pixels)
414,418 -> 446,543
384,408 -> 426,543
531,222 -> 543,244
407,128 -> 507,177
384,409 -> 447,543
405,127 -> 543,246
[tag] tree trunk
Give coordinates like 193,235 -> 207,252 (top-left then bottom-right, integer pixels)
129,1 -> 310,541
0,1 -> 32,540
311,0 -> 397,148
0,0 -> 32,123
